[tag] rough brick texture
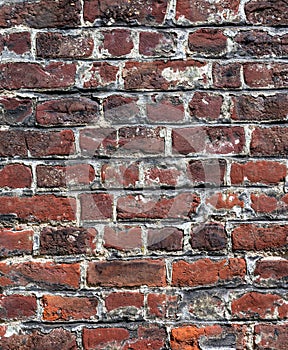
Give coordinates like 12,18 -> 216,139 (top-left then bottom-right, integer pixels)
0,0 -> 287,348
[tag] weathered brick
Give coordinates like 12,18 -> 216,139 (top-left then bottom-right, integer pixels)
147,227 -> 183,251
251,127 -> 288,156
105,292 -> 144,311
191,223 -> 227,251
187,159 -> 226,186
101,29 -> 133,56
80,193 -> 113,221
172,258 -> 246,287
2,32 -> 31,55
0,97 -> 33,126
42,295 -> 98,321
143,164 -> 181,187
83,327 -> 129,350
244,63 -> 288,88
188,29 -> 227,56
0,295 -> 37,321
147,94 -> 185,123
213,63 -> 242,88
147,293 -> 178,318
139,31 -> 176,57
103,95 -> 140,123
0,228 -> 33,257
0,164 -> 32,189
101,162 -> 139,188
254,324 -> 288,350
189,92 -> 223,121
206,192 -> 244,211
79,62 -> 119,89
80,127 -> 117,157
254,258 -> 288,287
104,226 -> 142,251
0,261 -> 80,290
87,259 -> 166,287
0,130 -> 28,157
245,0 -> 288,25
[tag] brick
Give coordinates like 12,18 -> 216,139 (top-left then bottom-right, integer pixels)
213,63 -> 241,88
123,60 -> 209,90
147,227 -> 183,251
189,92 -> 223,121
0,195 -> 76,222
0,97 -> 33,126
36,32 -> 93,58
117,193 -> 200,220
37,164 -> 95,188
254,258 -> 288,286
104,226 -> 142,250
191,223 -> 227,251
144,164 -> 181,187
101,29 -> 133,56
232,224 -> 288,251
187,159 -> 226,186
254,324 -> 288,350
244,63 -> 288,88
26,130 -> 75,157
231,161 -> 286,185
36,97 -> 99,126
232,94 -> 288,122
83,0 -> 168,25
0,295 -> 37,321
139,31 -> 176,57
87,259 -> 166,287
105,292 -> 144,311
83,328 -> 129,350
5,32 -> 31,55
0,261 -> 80,290
80,62 -> 119,89
40,226 -> 97,255
235,30 -> 288,57
80,193 -> 113,221
173,127 -> 245,155
251,127 -> 288,156
188,29 -> 227,56
0,228 -> 33,257
0,62 -> 76,90
101,162 -> 139,188
175,0 -> 240,24
80,127 -> 117,157
232,292 -> 288,319
42,295 -> 98,321
103,95 -> 140,123
147,293 -> 178,318
0,0 -> 81,28
124,324 -> 166,349
0,164 -> 32,189
147,94 -> 185,123
245,0 -> 288,25
0,130 -> 27,157
206,192 -> 244,210
172,258 -> 246,287
251,193 -> 278,213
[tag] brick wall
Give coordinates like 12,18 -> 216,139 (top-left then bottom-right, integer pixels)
0,0 -> 287,349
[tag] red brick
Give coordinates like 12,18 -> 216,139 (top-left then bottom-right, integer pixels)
101,162 -> 139,188
254,258 -> 288,285
37,32 -> 93,58
80,193 -> 113,221
189,92 -> 223,121
173,127 -> 245,155
80,62 -> 119,89
0,195 -> 76,222
0,97 -> 33,126
231,161 -> 286,185
147,293 -> 178,318
244,63 -> 288,88
36,97 -> 99,126
232,94 -> 288,121
0,329 -> 77,350
40,226 -> 97,255
144,165 -> 181,187
5,32 -> 31,54
175,0 -> 240,24
232,224 -> 288,251
0,164 -> 32,189
147,94 -> 184,123
83,328 -> 129,350
83,0 -> 168,25
206,192 -> 244,210
251,193 -> 278,213
37,164 -> 95,188
191,223 -> 227,251
80,127 -> 117,157
103,95 -> 140,123
87,259 -> 166,287
105,292 -> 144,311
123,60 -> 208,90
147,227 -> 183,251
172,258 -> 246,287
0,295 -> 37,320
117,193 -> 200,220
254,324 -> 288,350
245,0 -> 288,25
0,228 -> 33,257
251,127 -> 288,156
0,62 -> 76,90
0,130 -> 28,157
139,31 -> 176,57
124,324 -> 166,350
188,29 -> 227,56
26,130 -> 75,157
213,63 -> 241,88
101,29 -> 133,56
0,261 -> 80,290
232,292 -> 288,319
0,0 -> 81,28
187,159 -> 226,186
104,226 -> 142,250
42,295 -> 98,321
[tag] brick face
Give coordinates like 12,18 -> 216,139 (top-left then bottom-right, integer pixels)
0,0 -> 286,347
